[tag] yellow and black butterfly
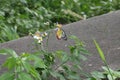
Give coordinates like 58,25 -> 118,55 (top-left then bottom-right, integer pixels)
56,24 -> 67,40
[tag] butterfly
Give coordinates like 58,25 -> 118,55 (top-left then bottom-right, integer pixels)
56,24 -> 67,40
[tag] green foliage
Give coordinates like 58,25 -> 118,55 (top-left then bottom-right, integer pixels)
0,49 -> 42,80
93,40 -> 114,80
0,26 -> 19,42
0,35 -> 89,80
102,66 -> 120,80
0,72 -> 14,80
86,40 -> 120,80
0,0 -> 120,42
86,71 -> 105,80
87,67 -> 120,80
93,40 -> 106,62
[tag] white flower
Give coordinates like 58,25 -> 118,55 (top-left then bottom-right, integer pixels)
38,37 -> 43,43
33,35 -> 40,40
44,22 -> 50,25
33,31 -> 43,43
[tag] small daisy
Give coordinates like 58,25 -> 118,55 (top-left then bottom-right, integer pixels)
33,31 -> 43,43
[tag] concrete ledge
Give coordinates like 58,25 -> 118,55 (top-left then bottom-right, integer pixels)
0,10 -> 120,74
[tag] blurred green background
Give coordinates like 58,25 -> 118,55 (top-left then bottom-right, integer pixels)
0,0 -> 120,43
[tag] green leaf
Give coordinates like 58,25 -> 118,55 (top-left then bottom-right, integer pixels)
0,72 -> 14,80
55,50 -> 64,59
20,0 -> 27,4
69,35 -> 80,43
107,74 -> 116,80
102,66 -> 120,78
79,54 -> 87,61
74,49 -> 79,56
50,71 -> 65,80
30,67 -> 41,80
29,55 -> 46,68
62,54 -> 69,62
69,46 -> 76,54
93,40 -> 106,62
0,49 -> 9,55
79,47 -> 89,54
0,49 -> 18,58
3,57 -> 16,69
18,72 -> 33,80
22,61 -> 32,72
0,26 -> 19,42
91,71 -> 105,80
86,77 -> 96,80
69,35 -> 77,39
94,40 -> 114,80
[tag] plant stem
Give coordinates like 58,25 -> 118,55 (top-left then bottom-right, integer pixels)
14,66 -> 17,80
104,61 -> 114,80
55,58 -> 69,71
46,32 -> 50,52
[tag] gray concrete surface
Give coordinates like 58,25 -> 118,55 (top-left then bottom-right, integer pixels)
0,10 -> 120,76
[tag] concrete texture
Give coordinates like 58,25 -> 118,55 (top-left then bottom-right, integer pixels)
0,10 -> 120,75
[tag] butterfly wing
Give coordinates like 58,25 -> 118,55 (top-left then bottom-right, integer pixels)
61,29 -> 67,40
56,28 -> 62,40
56,28 -> 67,40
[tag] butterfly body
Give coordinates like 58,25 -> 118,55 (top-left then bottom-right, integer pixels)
56,24 -> 67,40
